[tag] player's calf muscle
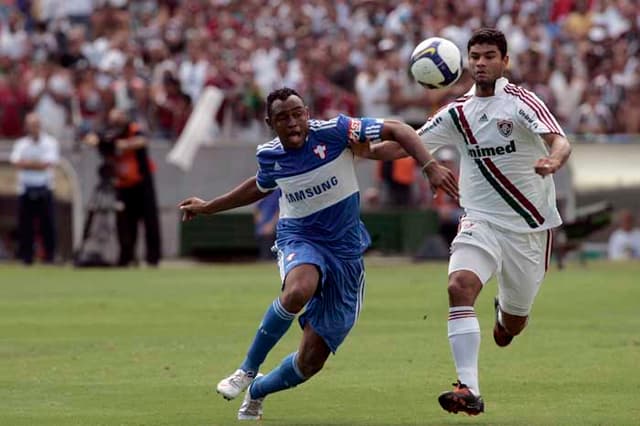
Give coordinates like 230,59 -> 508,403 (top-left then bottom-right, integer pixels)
501,313 -> 528,335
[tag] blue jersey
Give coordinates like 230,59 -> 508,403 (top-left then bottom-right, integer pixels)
255,114 -> 384,259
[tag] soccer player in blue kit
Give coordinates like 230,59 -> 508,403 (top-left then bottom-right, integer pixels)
179,87 -> 458,420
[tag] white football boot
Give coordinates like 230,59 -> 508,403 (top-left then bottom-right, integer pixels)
237,374 -> 265,420
216,369 -> 254,400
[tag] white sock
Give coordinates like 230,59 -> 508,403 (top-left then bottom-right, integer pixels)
448,306 -> 481,395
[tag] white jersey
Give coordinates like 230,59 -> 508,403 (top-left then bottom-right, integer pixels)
419,77 -> 563,232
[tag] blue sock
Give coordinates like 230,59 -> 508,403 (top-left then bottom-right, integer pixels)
240,298 -> 295,375
249,352 -> 306,399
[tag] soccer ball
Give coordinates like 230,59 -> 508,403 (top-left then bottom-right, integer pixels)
409,37 -> 463,89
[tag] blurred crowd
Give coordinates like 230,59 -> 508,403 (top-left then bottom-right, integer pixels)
0,0 -> 639,147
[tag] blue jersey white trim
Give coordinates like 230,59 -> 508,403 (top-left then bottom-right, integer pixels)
256,138 -> 282,154
277,150 -> 359,219
255,114 -> 384,257
309,117 -> 339,131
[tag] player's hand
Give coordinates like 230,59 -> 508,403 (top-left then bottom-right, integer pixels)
178,197 -> 207,221
423,162 -> 459,200
534,157 -> 561,177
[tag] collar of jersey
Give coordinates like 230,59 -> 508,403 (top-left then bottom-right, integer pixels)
466,77 -> 509,98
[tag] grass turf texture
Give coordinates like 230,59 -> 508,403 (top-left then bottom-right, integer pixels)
0,260 -> 638,426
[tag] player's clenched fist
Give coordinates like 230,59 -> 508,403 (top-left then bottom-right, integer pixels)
533,157 -> 561,177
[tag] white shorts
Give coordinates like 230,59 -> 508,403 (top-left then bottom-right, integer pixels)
448,216 -> 553,316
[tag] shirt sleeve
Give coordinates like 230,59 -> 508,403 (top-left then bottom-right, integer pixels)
255,154 -> 277,193
9,140 -> 23,164
417,105 -> 458,153
515,89 -> 565,136
339,114 -> 385,144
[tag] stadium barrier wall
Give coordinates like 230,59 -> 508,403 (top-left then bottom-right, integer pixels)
2,136 -> 639,260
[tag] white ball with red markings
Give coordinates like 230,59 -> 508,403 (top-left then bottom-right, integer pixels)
409,37 -> 463,89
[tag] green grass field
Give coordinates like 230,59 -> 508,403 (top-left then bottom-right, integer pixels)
1,260 -> 639,426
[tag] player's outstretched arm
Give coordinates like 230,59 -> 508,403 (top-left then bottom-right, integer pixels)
179,176 -> 269,221
351,140 -> 408,161
535,134 -> 572,177
379,119 -> 434,166
380,120 -> 458,199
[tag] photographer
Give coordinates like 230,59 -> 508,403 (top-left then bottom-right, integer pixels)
84,108 -> 161,267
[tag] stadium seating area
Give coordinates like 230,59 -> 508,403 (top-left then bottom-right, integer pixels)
0,0 -> 638,146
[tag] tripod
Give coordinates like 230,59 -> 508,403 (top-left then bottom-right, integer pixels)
74,163 -> 123,267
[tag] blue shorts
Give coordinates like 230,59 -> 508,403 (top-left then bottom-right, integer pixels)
275,240 -> 365,353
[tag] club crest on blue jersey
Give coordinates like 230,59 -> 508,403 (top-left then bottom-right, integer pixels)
497,119 -> 513,137
313,144 -> 327,159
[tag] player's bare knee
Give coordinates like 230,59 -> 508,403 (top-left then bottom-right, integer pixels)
279,287 -> 309,313
281,280 -> 317,312
281,267 -> 319,312
447,273 -> 480,305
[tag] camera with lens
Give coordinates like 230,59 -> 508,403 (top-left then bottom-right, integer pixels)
94,125 -> 128,182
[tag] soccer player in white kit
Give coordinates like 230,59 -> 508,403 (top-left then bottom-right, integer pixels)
358,28 -> 572,415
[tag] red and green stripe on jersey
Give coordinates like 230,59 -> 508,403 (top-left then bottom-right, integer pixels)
503,84 -> 563,135
448,105 -> 546,229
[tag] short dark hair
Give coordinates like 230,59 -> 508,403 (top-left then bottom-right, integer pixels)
266,87 -> 303,119
468,28 -> 508,57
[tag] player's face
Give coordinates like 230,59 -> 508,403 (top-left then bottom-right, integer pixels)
267,95 -> 310,149
468,43 -> 508,85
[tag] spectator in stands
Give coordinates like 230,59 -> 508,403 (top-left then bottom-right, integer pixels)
0,1 -> 638,141
9,112 -> 59,265
548,47 -> 586,129
355,55 -> 394,119
152,72 -> 185,139
65,1 -> 95,34
572,89 -> 612,134
608,209 -> 640,260
617,84 -> 640,133
563,0 -> 595,41
0,69 -> 30,138
253,188 -> 280,261
112,58 -> 149,126
59,26 -> 90,70
178,36 -> 209,103
172,92 -> 192,138
27,59 -> 74,144
0,10 -> 29,60
72,66 -> 105,135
